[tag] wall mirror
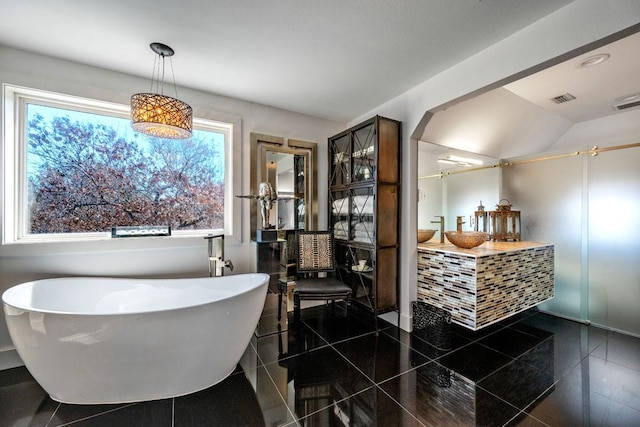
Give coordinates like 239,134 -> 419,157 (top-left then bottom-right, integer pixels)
250,133 -> 317,241
417,141 -> 499,234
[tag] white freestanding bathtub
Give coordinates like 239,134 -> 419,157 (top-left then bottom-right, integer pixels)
2,273 -> 269,404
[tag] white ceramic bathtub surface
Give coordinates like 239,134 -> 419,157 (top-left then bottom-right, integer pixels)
2,274 -> 269,404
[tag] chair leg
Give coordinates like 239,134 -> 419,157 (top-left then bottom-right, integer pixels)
277,288 -> 283,321
293,293 -> 301,321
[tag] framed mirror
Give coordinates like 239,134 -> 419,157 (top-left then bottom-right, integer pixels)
250,133 -> 317,241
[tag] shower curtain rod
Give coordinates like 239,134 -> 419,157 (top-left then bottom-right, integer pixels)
419,140 -> 640,180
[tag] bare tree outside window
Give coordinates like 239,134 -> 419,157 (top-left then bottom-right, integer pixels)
26,104 -> 225,234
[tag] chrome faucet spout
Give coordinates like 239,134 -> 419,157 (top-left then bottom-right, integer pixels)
204,234 -> 234,277
430,215 -> 445,243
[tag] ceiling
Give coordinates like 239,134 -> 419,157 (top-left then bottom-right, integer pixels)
504,31 -> 640,123
419,29 -> 640,168
0,0 -> 576,122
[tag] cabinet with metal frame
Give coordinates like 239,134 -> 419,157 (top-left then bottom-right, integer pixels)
328,115 -> 401,322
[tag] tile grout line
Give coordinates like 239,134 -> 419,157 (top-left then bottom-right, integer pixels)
374,384 -> 429,427
44,401 -> 61,427
171,397 -> 175,427
55,403 -> 138,426
253,332 -> 299,425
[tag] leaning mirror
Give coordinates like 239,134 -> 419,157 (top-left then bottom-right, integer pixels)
249,133 -> 317,241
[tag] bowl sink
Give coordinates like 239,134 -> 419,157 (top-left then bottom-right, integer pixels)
417,229 -> 436,243
445,231 -> 487,249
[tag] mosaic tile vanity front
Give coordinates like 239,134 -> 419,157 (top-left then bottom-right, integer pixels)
417,241 -> 554,330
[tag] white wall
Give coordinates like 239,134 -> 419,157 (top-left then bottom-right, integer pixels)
0,46 -> 345,368
350,0 -> 640,331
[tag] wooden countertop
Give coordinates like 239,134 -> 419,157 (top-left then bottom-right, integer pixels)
417,240 -> 552,257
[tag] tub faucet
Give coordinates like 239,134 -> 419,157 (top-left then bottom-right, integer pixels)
456,216 -> 466,232
204,234 -> 234,277
431,216 -> 445,243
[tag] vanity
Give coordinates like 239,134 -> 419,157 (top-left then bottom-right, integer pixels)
417,241 -> 554,330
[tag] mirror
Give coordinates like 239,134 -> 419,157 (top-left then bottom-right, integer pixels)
265,150 -> 306,230
250,133 -> 317,241
417,141 -> 499,234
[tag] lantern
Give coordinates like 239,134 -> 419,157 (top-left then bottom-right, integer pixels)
474,201 -> 488,234
489,199 -> 521,241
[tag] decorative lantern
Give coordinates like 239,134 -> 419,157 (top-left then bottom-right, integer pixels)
488,199 -> 521,241
474,201 -> 488,234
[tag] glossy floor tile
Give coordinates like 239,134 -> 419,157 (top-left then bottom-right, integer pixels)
1,292 -> 639,426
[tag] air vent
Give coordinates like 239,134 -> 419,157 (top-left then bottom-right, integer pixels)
550,93 -> 576,104
613,99 -> 640,111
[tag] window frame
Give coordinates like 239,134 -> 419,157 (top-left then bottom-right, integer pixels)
2,84 -> 237,245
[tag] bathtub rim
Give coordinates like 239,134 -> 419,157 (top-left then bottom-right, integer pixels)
2,273 -> 270,317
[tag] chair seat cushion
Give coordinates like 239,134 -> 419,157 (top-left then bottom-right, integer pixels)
294,277 -> 352,296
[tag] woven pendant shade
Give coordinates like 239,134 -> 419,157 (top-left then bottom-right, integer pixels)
131,93 -> 192,139
131,42 -> 192,139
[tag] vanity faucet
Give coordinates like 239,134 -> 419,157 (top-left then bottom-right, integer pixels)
456,216 -> 466,232
431,216 -> 445,243
204,234 -> 234,277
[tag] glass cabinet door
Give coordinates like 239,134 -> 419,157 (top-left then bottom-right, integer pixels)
330,134 -> 350,186
349,187 -> 374,244
330,189 -> 350,241
330,187 -> 375,245
352,122 -> 376,183
336,243 -> 375,312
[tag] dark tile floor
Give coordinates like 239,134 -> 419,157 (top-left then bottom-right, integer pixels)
2,292 -> 640,426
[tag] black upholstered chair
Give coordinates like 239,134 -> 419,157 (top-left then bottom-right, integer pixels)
279,230 -> 352,321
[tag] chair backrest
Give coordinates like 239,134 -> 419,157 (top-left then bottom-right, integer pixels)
296,230 -> 336,273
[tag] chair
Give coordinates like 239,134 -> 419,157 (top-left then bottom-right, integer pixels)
278,230 -> 352,321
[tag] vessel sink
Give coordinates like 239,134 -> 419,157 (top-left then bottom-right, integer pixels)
417,229 -> 436,243
445,231 -> 487,249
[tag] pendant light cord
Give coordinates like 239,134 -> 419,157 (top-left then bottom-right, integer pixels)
150,54 -> 158,93
149,51 -> 178,98
168,57 -> 179,99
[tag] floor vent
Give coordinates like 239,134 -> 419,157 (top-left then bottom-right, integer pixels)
551,93 -> 576,104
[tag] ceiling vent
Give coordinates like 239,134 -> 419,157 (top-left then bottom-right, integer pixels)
613,94 -> 640,111
550,93 -> 576,104
613,100 -> 640,111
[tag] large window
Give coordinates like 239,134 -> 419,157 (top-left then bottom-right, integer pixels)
2,85 -> 234,244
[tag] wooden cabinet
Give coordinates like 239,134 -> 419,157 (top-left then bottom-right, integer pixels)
328,116 -> 401,318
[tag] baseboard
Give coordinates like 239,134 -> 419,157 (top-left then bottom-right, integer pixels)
378,311 -> 399,327
398,311 -> 412,332
0,348 -> 23,370
538,309 -> 640,339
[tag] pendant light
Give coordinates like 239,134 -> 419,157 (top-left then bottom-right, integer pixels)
131,42 -> 192,139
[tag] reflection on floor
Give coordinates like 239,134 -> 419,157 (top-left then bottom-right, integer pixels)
2,291 -> 640,426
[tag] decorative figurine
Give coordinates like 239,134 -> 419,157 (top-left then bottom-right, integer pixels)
236,182 -> 278,229
257,182 -> 277,229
